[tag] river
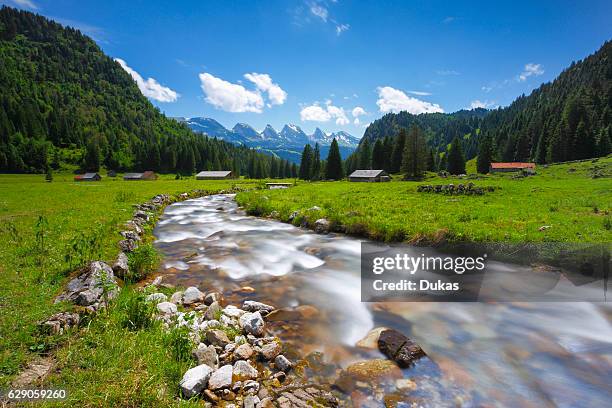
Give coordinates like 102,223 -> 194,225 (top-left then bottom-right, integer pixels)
153,194 -> 612,407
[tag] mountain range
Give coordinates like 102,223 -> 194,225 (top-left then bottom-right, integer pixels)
175,117 -> 360,163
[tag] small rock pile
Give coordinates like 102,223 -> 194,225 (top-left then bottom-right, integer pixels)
146,286 -> 338,406
417,182 -> 496,195
54,261 -> 120,312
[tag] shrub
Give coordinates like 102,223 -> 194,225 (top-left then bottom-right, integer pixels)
127,244 -> 160,282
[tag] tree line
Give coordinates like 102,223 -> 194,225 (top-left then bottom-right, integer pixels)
0,6 -> 274,177
297,139 -> 344,180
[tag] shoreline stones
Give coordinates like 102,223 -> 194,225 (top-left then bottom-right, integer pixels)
55,261 -> 119,311
180,364 -> 213,398
377,328 -> 426,368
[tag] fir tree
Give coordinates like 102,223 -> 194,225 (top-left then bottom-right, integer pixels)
325,138 -> 344,180
401,125 -> 428,180
358,138 -> 372,169
390,128 -> 406,173
311,143 -> 321,180
371,139 -> 385,169
477,135 -> 493,174
298,144 -> 313,180
446,136 -> 466,175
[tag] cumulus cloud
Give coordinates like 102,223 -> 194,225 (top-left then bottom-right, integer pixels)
351,106 -> 366,117
468,100 -> 496,109
376,86 -> 444,114
353,118 -> 360,125
244,73 -> 287,106
11,0 -> 37,9
300,101 -> 349,125
199,73 -> 264,113
115,58 -> 179,102
518,63 -> 544,81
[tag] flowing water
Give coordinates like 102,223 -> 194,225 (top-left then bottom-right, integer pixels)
153,194 -> 612,407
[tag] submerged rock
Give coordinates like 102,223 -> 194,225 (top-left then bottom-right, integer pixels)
378,328 -> 426,367
180,364 -> 213,398
335,359 -> 402,393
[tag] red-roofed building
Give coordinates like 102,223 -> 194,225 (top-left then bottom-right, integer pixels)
490,162 -> 536,173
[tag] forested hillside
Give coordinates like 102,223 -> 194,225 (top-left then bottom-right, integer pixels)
356,41 -> 611,169
0,6 -> 274,175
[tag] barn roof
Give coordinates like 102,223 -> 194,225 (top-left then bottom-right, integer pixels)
349,169 -> 387,178
123,172 -> 144,179
490,162 -> 536,169
196,170 -> 232,177
75,172 -> 100,179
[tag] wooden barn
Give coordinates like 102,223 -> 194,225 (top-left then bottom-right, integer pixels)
489,163 -> 536,173
348,169 -> 391,182
196,170 -> 233,180
74,172 -> 101,182
123,171 -> 158,181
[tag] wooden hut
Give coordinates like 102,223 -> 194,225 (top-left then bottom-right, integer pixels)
74,172 -> 102,182
489,163 -> 536,173
123,171 -> 158,181
196,170 -> 233,180
348,170 -> 390,182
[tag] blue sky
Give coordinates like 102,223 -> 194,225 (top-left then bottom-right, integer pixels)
3,0 -> 612,136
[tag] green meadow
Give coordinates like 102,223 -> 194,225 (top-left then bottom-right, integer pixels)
237,157 -> 612,244
0,158 -> 609,405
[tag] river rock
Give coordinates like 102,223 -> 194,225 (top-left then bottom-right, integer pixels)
223,305 -> 245,318
206,329 -> 230,347
243,380 -> 259,394
314,218 -> 330,234
378,328 -> 426,367
242,300 -> 275,315
180,364 -> 213,398
258,341 -> 281,360
118,239 -> 138,253
146,292 -> 167,303
274,355 -> 292,372
234,343 -> 254,360
356,327 -> 389,350
120,230 -> 141,241
170,291 -> 183,304
239,312 -> 265,336
233,360 -> 258,381
208,364 -> 233,390
244,395 -> 260,408
193,343 -> 219,368
335,359 -> 403,393
56,261 -> 119,308
157,301 -> 177,315
183,286 -> 205,305
204,292 -> 223,305
112,252 -> 129,278
204,301 -> 222,320
39,312 -> 80,335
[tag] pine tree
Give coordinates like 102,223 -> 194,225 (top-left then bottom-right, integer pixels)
371,139 -> 385,169
83,140 -> 100,171
390,128 -> 406,173
477,135 -> 493,174
358,138 -> 371,169
401,125 -> 428,180
311,143 -> 321,180
299,144 -> 313,180
325,138 -> 344,180
446,136 -> 466,175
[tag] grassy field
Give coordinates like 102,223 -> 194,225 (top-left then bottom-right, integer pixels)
0,173 -> 260,406
237,157 -> 612,244
0,159 -> 610,406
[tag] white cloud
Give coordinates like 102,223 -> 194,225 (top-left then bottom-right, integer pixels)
442,16 -> 455,24
115,58 -> 179,102
11,0 -> 37,9
300,101 -> 349,125
481,85 -> 493,93
309,3 -> 328,21
353,118 -> 360,125
518,63 -> 544,81
436,69 -> 460,76
351,106 -> 366,117
336,23 -> 350,35
376,86 -> 444,114
408,90 -> 432,96
468,100 -> 496,109
244,73 -> 287,105
199,73 -> 264,113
